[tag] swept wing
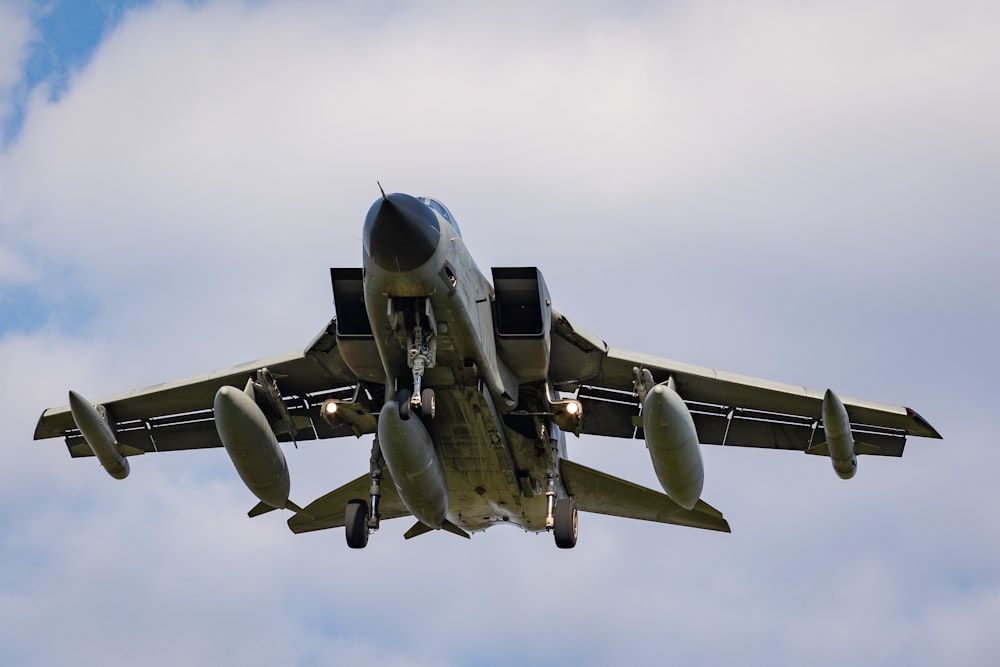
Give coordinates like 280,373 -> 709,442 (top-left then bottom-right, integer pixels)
33,320 -> 370,457
549,311 -> 941,456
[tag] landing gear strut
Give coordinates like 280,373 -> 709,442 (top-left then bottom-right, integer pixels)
391,297 -> 438,419
368,437 -> 383,531
545,475 -> 557,530
345,438 -> 385,549
408,319 -> 431,408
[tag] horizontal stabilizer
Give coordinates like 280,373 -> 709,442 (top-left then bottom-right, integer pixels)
288,471 -> 410,534
559,458 -> 730,533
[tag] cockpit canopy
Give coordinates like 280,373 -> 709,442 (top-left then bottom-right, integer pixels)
417,196 -> 461,237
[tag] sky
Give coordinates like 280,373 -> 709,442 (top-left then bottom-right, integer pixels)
1,1 -> 998,665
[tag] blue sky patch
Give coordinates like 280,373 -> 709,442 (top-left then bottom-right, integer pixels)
0,280 -> 97,336
3,0 -> 156,144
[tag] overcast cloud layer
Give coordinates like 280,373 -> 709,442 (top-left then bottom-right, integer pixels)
1,2 -> 998,666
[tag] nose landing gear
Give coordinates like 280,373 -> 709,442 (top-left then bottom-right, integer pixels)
389,297 -> 439,421
396,387 -> 435,420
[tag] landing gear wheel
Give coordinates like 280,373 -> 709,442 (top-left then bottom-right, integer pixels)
345,499 -> 369,549
421,388 -> 436,419
397,389 -> 411,420
553,498 -> 578,549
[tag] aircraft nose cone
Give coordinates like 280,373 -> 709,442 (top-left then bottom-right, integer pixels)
363,193 -> 441,272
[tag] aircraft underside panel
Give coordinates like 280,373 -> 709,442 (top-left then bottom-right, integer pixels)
430,384 -> 548,533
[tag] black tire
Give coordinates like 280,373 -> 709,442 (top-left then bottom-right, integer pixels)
554,498 -> 578,549
421,388 -> 436,419
345,499 -> 369,549
397,389 -> 411,420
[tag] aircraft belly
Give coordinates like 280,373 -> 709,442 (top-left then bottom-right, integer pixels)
429,385 -> 548,533
360,231 -> 548,533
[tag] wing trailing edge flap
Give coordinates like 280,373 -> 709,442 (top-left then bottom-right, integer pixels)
560,458 -> 731,533
287,470 -> 410,534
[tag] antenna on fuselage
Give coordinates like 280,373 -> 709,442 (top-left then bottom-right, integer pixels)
377,181 -> 387,201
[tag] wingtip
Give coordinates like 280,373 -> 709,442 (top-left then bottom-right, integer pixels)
905,407 -> 943,439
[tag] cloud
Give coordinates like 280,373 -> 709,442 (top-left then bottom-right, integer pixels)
2,1 -> 999,666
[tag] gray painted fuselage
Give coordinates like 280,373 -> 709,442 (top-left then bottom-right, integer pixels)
359,194 -> 559,534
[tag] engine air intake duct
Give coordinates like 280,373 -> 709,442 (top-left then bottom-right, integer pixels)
491,267 -> 552,383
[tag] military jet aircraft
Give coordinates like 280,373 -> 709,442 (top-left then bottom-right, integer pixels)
34,191 -> 942,548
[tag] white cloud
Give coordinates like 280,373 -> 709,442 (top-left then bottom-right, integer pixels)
2,1 -> 999,666
0,242 -> 34,282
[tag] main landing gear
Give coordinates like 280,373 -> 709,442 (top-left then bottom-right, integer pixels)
345,499 -> 369,549
545,476 -> 578,549
552,499 -> 579,549
345,437 -> 386,549
553,499 -> 579,548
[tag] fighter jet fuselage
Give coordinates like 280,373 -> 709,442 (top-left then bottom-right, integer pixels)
34,190 -> 941,550
354,193 -> 555,537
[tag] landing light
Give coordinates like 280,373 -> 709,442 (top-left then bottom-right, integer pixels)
323,400 -> 338,416
552,399 -> 584,437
